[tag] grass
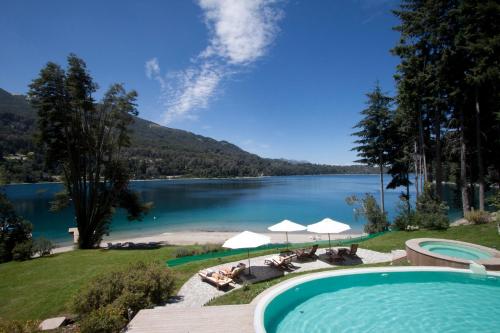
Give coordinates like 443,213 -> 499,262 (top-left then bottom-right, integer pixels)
0,223 -> 498,321
360,223 -> 499,252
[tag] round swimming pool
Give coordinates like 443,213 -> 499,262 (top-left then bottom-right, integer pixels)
420,240 -> 492,260
254,267 -> 500,333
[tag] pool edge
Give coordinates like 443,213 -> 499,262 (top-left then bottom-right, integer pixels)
252,266 -> 500,333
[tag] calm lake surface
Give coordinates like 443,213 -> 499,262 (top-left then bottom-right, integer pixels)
4,175 -> 461,245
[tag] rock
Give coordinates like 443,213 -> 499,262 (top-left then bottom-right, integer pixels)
39,317 -> 67,331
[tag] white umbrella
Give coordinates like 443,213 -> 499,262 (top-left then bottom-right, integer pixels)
223,231 -> 270,275
307,218 -> 351,251
268,219 -> 306,249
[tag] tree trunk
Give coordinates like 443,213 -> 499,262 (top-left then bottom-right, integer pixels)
433,107 -> 443,200
418,107 -> 428,184
475,88 -> 485,211
459,106 -> 470,215
379,163 -> 385,213
414,141 -> 420,198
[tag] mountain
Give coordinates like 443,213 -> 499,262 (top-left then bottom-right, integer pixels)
0,88 -> 376,183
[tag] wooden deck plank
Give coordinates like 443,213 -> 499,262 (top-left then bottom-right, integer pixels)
126,304 -> 255,333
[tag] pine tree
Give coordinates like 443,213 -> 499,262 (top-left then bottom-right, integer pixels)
352,83 -> 393,213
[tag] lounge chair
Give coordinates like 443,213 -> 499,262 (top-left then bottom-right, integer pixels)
338,244 -> 359,258
219,263 -> 246,279
295,245 -> 318,260
325,248 -> 344,262
265,254 -> 296,270
198,269 -> 233,289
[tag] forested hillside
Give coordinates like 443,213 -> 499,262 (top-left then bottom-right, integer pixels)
0,88 -> 375,183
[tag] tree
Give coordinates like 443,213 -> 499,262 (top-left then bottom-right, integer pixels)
0,192 -> 33,262
28,54 -> 150,249
346,194 -> 389,234
352,83 -> 393,213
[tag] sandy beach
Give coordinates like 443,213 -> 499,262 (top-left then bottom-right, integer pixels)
52,231 -> 365,254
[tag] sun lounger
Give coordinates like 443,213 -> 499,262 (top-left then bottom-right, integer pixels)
338,244 -> 359,257
265,254 -> 296,270
325,248 -> 344,262
219,263 -> 246,279
198,269 -> 233,289
295,244 -> 319,260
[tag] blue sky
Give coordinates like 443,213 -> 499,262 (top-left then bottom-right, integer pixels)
0,0 -> 400,165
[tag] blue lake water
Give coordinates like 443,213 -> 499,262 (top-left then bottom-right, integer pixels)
3,175 -> 461,245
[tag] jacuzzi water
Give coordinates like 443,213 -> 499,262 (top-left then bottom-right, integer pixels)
263,271 -> 500,333
420,241 -> 492,260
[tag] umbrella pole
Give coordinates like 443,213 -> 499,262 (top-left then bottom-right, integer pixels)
328,233 -> 331,251
286,232 -> 289,250
247,249 -> 251,275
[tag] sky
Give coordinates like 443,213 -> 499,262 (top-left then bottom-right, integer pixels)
0,0 -> 401,165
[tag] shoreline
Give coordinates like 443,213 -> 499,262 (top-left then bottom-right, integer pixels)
52,231 -> 365,254
2,173 -> 381,186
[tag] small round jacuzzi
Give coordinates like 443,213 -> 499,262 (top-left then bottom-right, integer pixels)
406,238 -> 500,270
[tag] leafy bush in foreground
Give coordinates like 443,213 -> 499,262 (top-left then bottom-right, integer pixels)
79,305 -> 126,333
74,261 -> 175,332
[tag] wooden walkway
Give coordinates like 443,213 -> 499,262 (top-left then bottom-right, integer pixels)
126,304 -> 255,333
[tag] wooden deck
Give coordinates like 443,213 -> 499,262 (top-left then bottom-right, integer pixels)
126,304 -> 255,333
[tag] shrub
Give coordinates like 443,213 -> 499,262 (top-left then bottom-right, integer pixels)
414,184 -> 449,230
0,319 -> 40,333
347,194 -> 389,234
201,243 -> 222,254
33,237 -> 55,257
465,210 -> 491,225
174,247 -> 191,258
79,305 -> 126,333
74,261 -> 175,320
12,240 -> 34,261
392,198 -> 417,231
0,193 -> 33,263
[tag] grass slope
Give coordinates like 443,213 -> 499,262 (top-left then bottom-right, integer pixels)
0,224 -> 498,320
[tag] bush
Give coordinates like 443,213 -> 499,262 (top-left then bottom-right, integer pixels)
74,261 -> 175,321
414,184 -> 449,230
392,198 -> 417,231
12,240 -> 34,261
79,305 -> 127,333
0,192 -> 33,263
347,194 -> 389,234
201,243 -> 222,254
0,319 -> 40,333
174,247 -> 191,258
465,210 -> 491,225
33,237 -> 55,257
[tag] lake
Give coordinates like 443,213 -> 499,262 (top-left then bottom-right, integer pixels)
3,175 -> 461,245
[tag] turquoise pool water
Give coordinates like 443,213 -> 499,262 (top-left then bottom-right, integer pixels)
420,241 -> 492,260
263,271 -> 500,333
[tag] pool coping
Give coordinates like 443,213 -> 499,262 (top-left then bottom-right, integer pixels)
252,266 -> 500,333
406,238 -> 500,269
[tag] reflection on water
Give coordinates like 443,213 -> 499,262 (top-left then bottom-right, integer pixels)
3,175 -> 462,245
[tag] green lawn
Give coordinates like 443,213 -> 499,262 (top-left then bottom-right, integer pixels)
360,223 -> 499,252
0,223 -> 498,321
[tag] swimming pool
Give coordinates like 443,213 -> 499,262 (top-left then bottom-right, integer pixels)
420,240 -> 492,260
254,267 -> 500,333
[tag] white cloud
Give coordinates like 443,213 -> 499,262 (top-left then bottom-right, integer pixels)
146,0 -> 284,124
